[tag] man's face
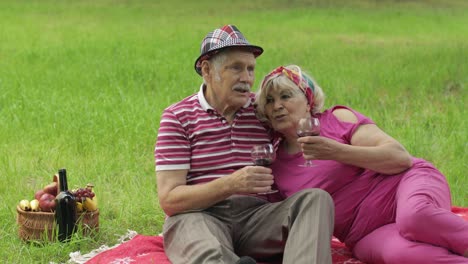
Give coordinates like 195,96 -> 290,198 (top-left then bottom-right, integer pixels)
205,49 -> 256,111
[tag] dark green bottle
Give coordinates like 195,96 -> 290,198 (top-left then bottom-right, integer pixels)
55,168 -> 77,241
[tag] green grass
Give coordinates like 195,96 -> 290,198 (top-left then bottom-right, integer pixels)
0,0 -> 466,262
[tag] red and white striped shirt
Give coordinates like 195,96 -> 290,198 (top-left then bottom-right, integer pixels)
155,85 -> 271,185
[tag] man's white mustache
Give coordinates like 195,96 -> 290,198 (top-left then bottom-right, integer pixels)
232,84 -> 251,92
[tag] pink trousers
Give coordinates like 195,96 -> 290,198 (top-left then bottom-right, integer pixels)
353,164 -> 468,264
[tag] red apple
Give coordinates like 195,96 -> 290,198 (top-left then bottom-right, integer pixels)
43,182 -> 58,196
39,193 -> 56,212
34,189 -> 45,200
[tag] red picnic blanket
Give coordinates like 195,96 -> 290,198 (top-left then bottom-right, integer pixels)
84,207 -> 468,264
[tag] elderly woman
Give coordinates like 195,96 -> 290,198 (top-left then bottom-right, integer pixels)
254,64 -> 468,263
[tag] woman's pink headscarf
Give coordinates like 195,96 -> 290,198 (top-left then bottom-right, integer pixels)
260,65 -> 315,107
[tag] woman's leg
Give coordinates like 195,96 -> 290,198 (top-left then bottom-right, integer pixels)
354,224 -> 468,264
395,162 -> 468,256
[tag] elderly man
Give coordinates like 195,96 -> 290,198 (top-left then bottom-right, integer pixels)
155,24 -> 334,264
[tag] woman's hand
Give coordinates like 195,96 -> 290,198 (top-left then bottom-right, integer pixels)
297,122 -> 413,175
297,136 -> 343,161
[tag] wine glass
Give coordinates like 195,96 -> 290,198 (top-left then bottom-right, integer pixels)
251,143 -> 278,194
296,117 -> 321,167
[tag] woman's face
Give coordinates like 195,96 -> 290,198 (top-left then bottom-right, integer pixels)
264,84 -> 310,137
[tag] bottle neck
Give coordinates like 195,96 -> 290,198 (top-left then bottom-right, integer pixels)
58,169 -> 68,192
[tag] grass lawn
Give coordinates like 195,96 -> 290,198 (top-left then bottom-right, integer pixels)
0,0 -> 466,262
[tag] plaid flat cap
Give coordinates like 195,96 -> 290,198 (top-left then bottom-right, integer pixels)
194,25 -> 263,75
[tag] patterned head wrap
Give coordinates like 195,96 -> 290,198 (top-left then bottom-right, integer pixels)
260,65 -> 315,107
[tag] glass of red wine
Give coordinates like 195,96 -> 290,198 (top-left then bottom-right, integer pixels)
296,116 -> 321,167
251,143 -> 278,194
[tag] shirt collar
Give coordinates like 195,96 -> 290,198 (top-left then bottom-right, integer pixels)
198,84 -> 213,112
197,83 -> 252,112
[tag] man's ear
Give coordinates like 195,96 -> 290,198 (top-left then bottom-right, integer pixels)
201,60 -> 211,77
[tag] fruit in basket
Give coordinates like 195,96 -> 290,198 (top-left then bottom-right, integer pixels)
43,182 -> 58,196
73,187 -> 95,200
19,200 -> 31,211
30,199 -> 40,212
34,189 -> 45,200
38,193 -> 56,212
72,186 -> 98,211
76,202 -> 83,213
86,183 -> 94,191
83,197 -> 98,211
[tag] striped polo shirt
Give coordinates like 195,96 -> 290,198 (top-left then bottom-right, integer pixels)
155,84 -> 271,185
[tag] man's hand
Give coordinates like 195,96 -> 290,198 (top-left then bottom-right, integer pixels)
157,166 -> 275,216
226,166 -> 274,194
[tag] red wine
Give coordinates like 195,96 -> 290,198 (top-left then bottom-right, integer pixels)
55,168 -> 77,242
254,158 -> 273,167
297,131 -> 319,137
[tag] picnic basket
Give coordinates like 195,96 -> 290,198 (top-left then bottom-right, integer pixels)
16,206 -> 99,241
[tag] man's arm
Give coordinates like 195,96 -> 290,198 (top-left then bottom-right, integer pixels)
156,166 -> 275,216
157,170 -> 233,216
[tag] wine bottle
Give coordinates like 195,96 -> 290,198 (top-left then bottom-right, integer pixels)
55,168 -> 77,242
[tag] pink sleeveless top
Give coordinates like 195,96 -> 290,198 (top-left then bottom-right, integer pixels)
270,105 -> 404,248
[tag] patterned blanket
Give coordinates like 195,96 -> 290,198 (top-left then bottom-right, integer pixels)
69,206 -> 468,264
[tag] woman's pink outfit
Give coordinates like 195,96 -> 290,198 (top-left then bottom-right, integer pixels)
271,105 -> 468,263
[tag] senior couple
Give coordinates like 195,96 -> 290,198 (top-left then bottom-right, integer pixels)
155,25 -> 468,264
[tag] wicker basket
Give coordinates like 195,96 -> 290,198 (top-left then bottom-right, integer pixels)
16,206 -> 99,241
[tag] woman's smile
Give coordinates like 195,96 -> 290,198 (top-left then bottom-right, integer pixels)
273,113 -> 287,121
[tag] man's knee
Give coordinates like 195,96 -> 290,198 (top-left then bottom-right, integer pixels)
294,188 -> 333,207
287,189 -> 334,223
